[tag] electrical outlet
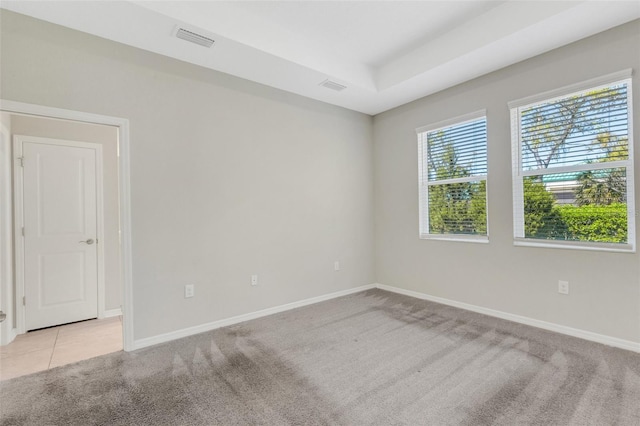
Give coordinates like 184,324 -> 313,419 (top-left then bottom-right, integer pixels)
251,275 -> 258,286
184,284 -> 195,298
558,280 -> 569,295
334,261 -> 340,271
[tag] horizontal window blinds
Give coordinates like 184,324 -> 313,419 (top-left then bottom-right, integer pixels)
419,115 -> 488,238
426,118 -> 487,180
520,84 -> 628,170
428,181 -> 487,235
512,79 -> 633,248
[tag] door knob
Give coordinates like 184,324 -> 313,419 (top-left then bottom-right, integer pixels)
79,238 -> 95,245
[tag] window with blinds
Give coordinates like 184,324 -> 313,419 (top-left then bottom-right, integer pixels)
417,111 -> 488,241
510,72 -> 635,251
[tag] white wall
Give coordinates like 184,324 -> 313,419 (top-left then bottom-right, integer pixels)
374,20 -> 640,343
0,10 -> 375,341
10,115 -> 121,312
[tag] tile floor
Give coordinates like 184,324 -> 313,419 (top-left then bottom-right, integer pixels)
0,316 -> 122,381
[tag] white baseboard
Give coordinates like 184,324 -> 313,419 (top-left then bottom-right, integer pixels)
376,283 -> 640,353
131,281 -> 639,354
103,308 -> 123,318
133,284 -> 376,350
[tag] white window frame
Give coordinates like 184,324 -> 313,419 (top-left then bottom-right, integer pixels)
417,109 -> 489,243
509,69 -> 635,252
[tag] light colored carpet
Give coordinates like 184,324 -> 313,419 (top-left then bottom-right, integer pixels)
1,289 -> 639,425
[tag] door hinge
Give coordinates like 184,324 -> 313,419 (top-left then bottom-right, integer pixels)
17,156 -> 24,167
21,227 -> 25,237
23,296 -> 26,306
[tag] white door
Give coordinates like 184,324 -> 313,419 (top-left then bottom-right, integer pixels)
16,136 -> 101,331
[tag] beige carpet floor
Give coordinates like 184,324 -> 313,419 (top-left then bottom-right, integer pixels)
1,289 -> 639,425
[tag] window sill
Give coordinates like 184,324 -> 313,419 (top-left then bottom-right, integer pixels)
420,234 -> 489,244
513,238 -> 635,253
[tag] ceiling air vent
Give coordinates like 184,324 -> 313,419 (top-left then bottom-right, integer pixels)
175,27 -> 215,48
319,79 -> 347,92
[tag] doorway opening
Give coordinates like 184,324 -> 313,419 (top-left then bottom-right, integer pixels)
0,101 -> 133,381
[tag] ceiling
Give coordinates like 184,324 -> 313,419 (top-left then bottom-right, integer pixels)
2,1 -> 639,115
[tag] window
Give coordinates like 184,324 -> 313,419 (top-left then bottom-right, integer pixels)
510,71 -> 635,251
417,111 -> 488,242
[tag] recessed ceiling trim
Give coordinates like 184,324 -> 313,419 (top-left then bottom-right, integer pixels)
2,1 -> 638,115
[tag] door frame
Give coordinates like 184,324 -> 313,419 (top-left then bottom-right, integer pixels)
0,119 -> 15,345
0,99 -> 134,352
13,135 -> 105,332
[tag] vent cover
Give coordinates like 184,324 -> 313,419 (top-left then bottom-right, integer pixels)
175,27 -> 215,48
319,79 -> 347,92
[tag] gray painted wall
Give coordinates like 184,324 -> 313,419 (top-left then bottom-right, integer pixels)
0,11 -> 375,340
10,115 -> 122,311
373,20 -> 640,343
